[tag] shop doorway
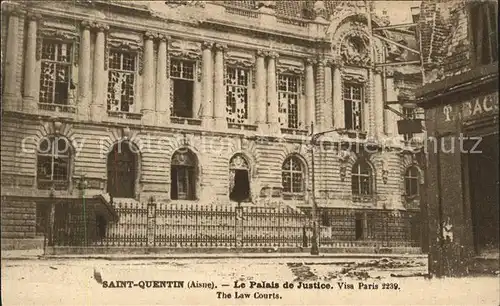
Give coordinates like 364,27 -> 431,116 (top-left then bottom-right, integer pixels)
468,134 -> 499,256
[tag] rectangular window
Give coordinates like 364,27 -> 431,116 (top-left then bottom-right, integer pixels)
107,50 -> 136,113
39,40 -> 73,106
226,67 -> 249,124
402,107 -> 416,141
278,74 -> 299,129
170,59 -> 195,118
171,166 -> 195,200
343,83 -> 363,130
470,2 -> 498,65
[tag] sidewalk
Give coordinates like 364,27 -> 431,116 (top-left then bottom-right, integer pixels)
1,249 -> 427,261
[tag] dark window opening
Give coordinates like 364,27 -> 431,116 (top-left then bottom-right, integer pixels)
171,150 -> 197,200
405,166 -> 420,197
35,203 -> 49,236
355,214 -> 364,240
37,136 -> 71,190
402,107 -> 416,141
95,214 -> 107,240
282,156 -> 304,194
226,67 -> 250,124
107,142 -> 136,198
170,59 -> 196,118
107,50 -> 136,112
39,39 -> 73,106
352,160 -> 373,195
344,83 -> 363,130
470,2 -> 498,65
229,154 -> 251,202
321,211 -> 331,227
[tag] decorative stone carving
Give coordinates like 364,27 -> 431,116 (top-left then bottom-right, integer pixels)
169,39 -> 201,60
340,33 -> 371,66
313,1 -> 327,19
36,27 -> 80,63
256,1 -> 276,9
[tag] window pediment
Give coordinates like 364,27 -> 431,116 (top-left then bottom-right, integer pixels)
106,32 -> 143,73
169,40 -> 201,60
36,27 -> 80,62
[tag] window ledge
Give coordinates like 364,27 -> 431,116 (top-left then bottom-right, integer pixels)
352,194 -> 375,203
108,111 -> 142,120
282,192 -> 304,200
281,128 -> 308,136
171,116 -> 202,126
38,103 -> 76,114
228,122 -> 257,131
37,179 -> 69,191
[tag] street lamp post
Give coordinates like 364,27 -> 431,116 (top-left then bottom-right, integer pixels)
309,122 -> 345,255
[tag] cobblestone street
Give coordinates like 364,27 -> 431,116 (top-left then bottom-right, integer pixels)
2,257 -> 498,305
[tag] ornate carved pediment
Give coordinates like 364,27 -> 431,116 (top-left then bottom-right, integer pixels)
343,72 -> 367,83
169,40 -> 201,60
340,32 -> 371,67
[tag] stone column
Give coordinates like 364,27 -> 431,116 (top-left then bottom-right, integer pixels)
3,8 -> 21,111
373,68 -> 385,139
193,67 -> 202,119
332,62 -> 344,129
255,50 -> 267,131
77,20 -> 92,119
267,52 -> 280,134
324,61 -> 333,130
315,58 -> 326,131
305,58 -> 315,130
213,43 -> 227,130
141,32 -> 156,125
23,13 -> 41,112
201,42 -> 213,128
90,24 -> 108,122
156,34 -> 169,125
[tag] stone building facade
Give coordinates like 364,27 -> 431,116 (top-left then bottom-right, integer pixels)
1,1 -> 423,250
417,0 -> 498,275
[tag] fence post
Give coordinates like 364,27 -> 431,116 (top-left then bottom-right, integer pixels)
235,204 -> 243,248
147,197 -> 156,246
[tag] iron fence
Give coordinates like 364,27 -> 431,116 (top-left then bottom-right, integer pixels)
49,201 -> 421,249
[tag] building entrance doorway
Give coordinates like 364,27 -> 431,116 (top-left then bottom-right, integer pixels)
468,134 -> 499,256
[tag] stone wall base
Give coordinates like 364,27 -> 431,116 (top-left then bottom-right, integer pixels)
1,237 -> 45,250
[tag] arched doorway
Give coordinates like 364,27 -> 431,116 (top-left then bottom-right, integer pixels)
107,142 -> 137,198
229,154 -> 251,203
170,149 -> 198,200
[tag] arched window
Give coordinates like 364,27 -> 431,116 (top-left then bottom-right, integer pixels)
107,142 -> 137,198
405,166 -> 420,197
351,160 -> 373,195
37,136 -> 72,190
171,149 -> 197,200
229,154 -> 250,203
282,156 -> 304,194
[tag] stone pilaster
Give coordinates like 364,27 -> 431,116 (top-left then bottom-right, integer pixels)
373,68 -> 385,139
213,43 -> 227,130
332,60 -> 344,129
267,51 -> 280,134
193,66 -> 202,119
201,41 -> 214,128
156,34 -> 169,125
3,7 -> 22,112
324,60 -> 333,130
305,58 -> 316,130
141,32 -> 156,125
90,23 -> 109,122
255,49 -> 267,131
77,20 -> 92,119
315,57 -> 326,131
23,12 -> 41,112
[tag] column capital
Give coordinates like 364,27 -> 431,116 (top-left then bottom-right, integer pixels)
373,66 -> 383,74
144,31 -> 157,41
305,57 -> 317,66
201,41 -> 213,50
256,49 -> 267,57
331,57 -> 343,68
91,22 -> 109,32
3,4 -> 23,17
26,11 -> 42,21
317,57 -> 327,66
213,43 -> 227,51
157,33 -> 170,42
266,51 -> 279,59
81,20 -> 93,29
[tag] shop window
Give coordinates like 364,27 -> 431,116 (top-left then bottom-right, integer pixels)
171,149 -> 197,200
107,50 -> 137,113
278,74 -> 300,129
344,83 -> 363,131
470,2 -> 498,65
229,154 -> 250,202
282,156 -> 305,195
405,166 -> 420,197
107,142 -> 137,198
37,136 -> 72,190
351,159 -> 373,195
170,59 -> 195,118
226,67 -> 249,124
39,40 -> 74,107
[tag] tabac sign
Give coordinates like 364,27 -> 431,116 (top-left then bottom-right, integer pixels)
441,92 -> 499,123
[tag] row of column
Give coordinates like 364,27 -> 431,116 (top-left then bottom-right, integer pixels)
3,9 -> 386,137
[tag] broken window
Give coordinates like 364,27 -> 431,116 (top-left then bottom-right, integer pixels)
470,2 -> 498,65
226,67 -> 249,124
351,160 -> 372,195
170,59 -> 195,118
404,166 -> 420,197
229,154 -> 250,202
171,149 -> 197,200
343,83 -> 363,131
107,50 -> 136,113
39,40 -> 73,106
37,136 -> 71,190
282,156 -> 304,194
107,142 -> 136,198
278,74 -> 299,129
